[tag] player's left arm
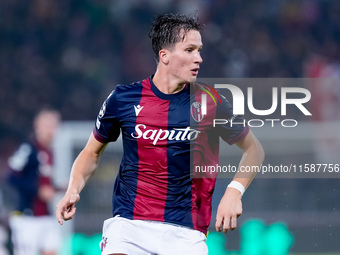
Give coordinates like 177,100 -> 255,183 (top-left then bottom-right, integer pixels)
215,129 -> 264,233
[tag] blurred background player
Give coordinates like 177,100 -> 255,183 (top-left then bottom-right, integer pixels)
7,108 -> 62,255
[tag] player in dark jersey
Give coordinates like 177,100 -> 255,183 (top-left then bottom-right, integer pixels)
56,13 -> 264,255
8,108 -> 62,255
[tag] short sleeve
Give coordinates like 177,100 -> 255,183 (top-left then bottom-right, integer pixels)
93,90 -> 121,143
216,94 -> 249,145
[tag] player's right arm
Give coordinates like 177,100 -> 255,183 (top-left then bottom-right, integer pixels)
56,132 -> 108,225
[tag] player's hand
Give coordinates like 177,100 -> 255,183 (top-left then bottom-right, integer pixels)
56,193 -> 80,225
215,187 -> 243,233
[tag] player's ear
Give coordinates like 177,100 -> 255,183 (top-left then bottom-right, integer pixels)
159,49 -> 169,65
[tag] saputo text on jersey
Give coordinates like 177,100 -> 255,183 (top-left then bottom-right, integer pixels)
131,124 -> 200,145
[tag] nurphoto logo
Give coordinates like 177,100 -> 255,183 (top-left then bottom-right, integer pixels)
193,79 -> 312,128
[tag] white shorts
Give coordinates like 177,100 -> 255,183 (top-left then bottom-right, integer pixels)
9,214 -> 62,255
100,216 -> 208,255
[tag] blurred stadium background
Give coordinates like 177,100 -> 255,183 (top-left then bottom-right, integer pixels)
1,0 -> 340,254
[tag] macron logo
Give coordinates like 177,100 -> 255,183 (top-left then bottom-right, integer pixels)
134,105 -> 144,116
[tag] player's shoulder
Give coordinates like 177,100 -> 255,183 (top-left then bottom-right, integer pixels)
8,142 -> 36,171
191,82 -> 225,105
114,79 -> 144,93
104,79 -> 146,107
17,141 -> 37,153
191,82 -> 219,95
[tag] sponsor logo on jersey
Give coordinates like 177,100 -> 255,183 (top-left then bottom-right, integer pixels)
134,105 -> 144,116
131,124 -> 200,145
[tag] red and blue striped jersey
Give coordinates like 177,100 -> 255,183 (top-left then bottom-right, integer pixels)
93,76 -> 249,234
7,139 -> 55,216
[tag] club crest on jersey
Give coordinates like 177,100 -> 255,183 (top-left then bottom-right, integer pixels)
191,102 -> 204,122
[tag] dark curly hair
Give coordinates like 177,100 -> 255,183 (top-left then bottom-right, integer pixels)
148,13 -> 204,63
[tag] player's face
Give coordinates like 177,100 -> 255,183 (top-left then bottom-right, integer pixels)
167,29 -> 203,84
34,112 -> 60,146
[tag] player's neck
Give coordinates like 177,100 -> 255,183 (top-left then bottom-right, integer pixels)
152,70 -> 186,94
